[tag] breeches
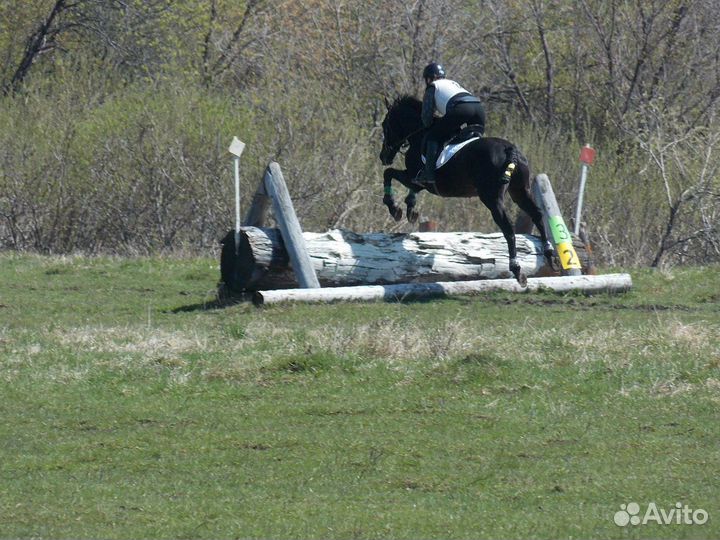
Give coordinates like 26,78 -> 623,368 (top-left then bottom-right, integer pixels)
424,102 -> 486,149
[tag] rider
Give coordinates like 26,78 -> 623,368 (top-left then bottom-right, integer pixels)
419,62 -> 486,184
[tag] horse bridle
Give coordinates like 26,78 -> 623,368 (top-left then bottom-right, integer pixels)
383,125 -> 425,157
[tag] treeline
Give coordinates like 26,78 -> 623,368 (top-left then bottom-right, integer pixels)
1,0 -> 718,266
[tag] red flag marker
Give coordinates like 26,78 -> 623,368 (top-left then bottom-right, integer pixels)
580,144 -> 596,165
574,144 -> 596,234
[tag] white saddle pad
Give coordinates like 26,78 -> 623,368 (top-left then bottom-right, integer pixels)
421,137 -> 480,169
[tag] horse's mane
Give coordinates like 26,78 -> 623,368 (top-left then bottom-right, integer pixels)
393,94 -> 422,111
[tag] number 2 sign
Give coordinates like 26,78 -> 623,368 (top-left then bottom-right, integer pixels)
549,216 -> 582,270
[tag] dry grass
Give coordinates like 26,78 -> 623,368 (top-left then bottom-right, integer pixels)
1,312 -> 714,399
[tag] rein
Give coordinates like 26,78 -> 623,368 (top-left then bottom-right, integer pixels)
391,125 -> 425,155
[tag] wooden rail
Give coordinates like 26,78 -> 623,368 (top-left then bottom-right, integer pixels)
254,273 -> 633,306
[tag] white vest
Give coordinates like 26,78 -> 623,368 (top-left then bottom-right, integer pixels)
431,79 -> 471,115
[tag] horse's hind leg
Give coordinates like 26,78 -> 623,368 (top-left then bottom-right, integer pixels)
508,168 -> 555,267
479,188 -> 527,287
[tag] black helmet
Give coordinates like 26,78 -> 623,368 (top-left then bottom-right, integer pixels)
423,62 -> 445,80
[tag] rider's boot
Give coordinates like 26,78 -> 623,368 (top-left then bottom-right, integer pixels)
419,140 -> 440,186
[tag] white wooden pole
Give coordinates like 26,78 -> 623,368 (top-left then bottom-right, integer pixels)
253,273 -> 633,306
263,162 -> 320,289
574,164 -> 588,235
228,137 -> 246,252
234,157 -> 241,238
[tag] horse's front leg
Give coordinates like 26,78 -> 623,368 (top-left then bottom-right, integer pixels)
383,168 -> 406,222
404,190 -> 420,223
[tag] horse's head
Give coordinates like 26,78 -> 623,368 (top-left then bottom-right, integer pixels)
379,115 -> 399,165
379,95 -> 423,165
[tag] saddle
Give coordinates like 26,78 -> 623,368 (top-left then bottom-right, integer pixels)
421,124 -> 484,170
445,124 -> 484,146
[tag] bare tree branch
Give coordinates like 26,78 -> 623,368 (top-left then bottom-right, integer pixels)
4,0 -> 68,96
530,0 -> 555,124
207,0 -> 264,80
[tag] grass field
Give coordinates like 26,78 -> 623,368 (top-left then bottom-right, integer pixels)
0,253 -> 718,539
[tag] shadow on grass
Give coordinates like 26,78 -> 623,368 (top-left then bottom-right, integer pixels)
169,284 -> 658,312
168,290 -> 252,313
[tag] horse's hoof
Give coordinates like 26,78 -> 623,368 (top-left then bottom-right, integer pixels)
544,249 -> 556,270
542,242 -> 556,270
391,206 -> 403,222
510,260 -> 527,287
407,208 -> 419,223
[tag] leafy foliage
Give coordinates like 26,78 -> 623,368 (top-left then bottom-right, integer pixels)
1,0 -> 719,264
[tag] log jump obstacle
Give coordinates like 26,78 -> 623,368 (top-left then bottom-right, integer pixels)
220,160 -> 632,305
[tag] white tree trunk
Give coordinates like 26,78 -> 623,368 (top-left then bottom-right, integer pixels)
222,227 -> 576,291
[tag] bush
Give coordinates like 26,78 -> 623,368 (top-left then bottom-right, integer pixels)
0,76 -> 255,254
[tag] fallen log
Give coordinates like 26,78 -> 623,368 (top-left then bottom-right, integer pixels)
220,227 -> 591,292
253,273 -> 633,305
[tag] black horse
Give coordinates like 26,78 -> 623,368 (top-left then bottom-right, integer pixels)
379,95 -> 553,285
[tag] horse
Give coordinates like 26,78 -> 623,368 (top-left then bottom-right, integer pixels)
379,95 -> 554,285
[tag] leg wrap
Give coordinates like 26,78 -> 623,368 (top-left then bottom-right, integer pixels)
501,162 -> 516,184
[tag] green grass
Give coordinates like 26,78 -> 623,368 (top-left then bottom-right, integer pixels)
0,253 -> 719,539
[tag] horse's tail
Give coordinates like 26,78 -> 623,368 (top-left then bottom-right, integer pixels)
501,145 -> 527,184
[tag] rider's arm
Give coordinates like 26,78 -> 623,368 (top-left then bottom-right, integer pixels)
421,86 -> 435,127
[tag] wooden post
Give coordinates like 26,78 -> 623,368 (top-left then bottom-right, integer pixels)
514,211 -> 534,235
419,219 -> 438,232
243,181 -> 271,227
262,162 -> 320,289
253,273 -> 633,306
532,174 -> 582,276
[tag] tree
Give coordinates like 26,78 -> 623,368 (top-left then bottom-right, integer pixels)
632,104 -> 720,266
2,0 -> 68,95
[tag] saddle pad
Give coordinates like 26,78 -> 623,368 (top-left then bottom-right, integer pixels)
421,137 -> 480,169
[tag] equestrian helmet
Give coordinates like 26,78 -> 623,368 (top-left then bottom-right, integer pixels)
423,62 -> 445,80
